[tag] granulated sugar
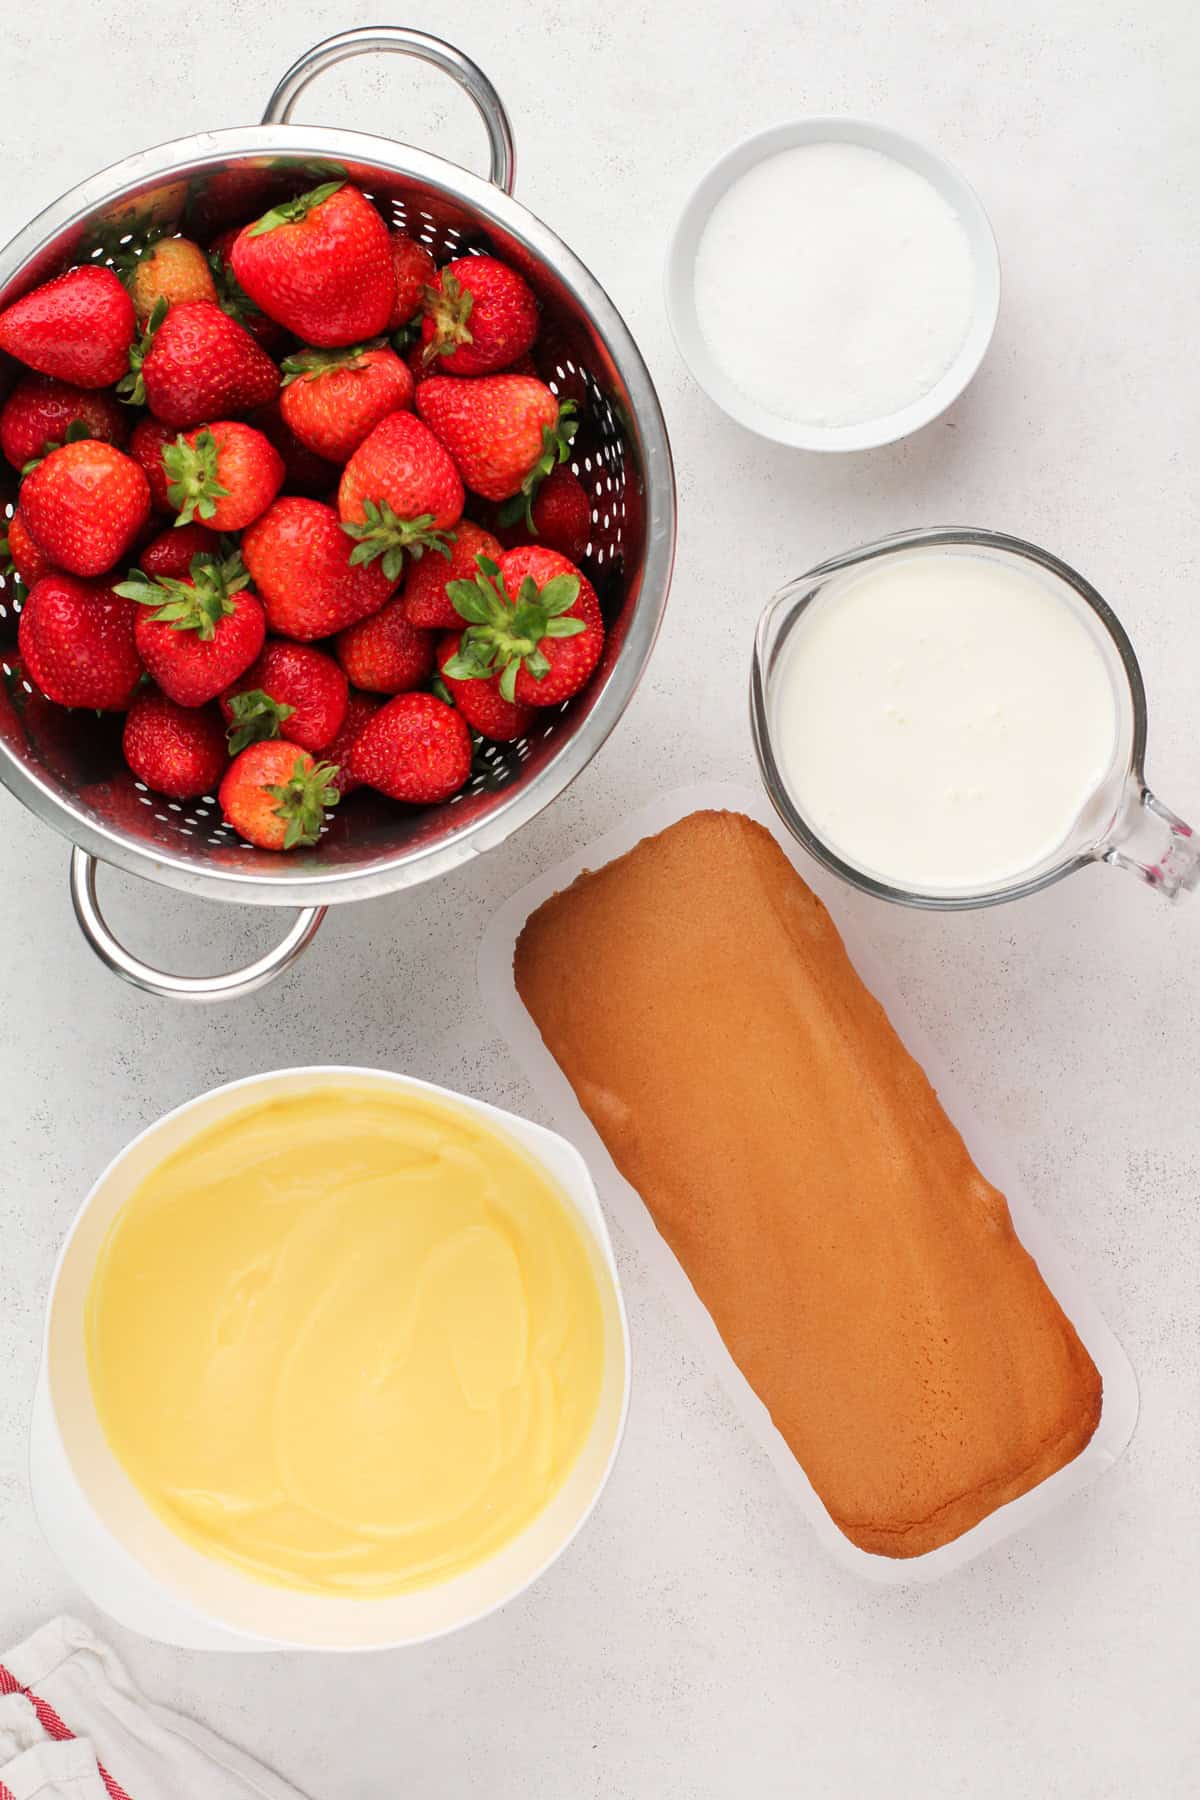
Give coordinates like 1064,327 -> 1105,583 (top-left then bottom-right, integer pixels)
693,142 -> 976,427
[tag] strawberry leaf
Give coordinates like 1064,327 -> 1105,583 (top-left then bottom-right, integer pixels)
340,499 -> 452,579
263,756 -> 340,849
114,548 -> 248,640
164,428 -> 231,526
117,294 -> 169,407
225,688 -> 296,755
422,270 -> 475,363
249,181 -> 344,237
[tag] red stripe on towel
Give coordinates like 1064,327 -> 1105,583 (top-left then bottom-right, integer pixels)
0,1664 -> 132,1800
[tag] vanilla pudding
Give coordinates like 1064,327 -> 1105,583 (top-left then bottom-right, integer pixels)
768,549 -> 1122,893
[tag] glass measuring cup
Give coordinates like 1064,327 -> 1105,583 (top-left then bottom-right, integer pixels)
750,528 -> 1199,909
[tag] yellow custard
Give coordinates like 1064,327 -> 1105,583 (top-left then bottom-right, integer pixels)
85,1085 -> 606,1597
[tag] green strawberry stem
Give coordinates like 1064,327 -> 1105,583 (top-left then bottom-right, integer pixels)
496,401 -> 579,531
248,181 -> 345,237
113,548 -> 249,641
208,251 -> 264,327
340,501 -> 453,583
280,340 -> 385,386
225,688 -> 296,755
443,554 -> 585,702
265,757 -> 341,850
163,428 -> 231,525
116,294 -> 169,408
421,272 -> 474,365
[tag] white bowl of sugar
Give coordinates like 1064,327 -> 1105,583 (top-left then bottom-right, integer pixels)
665,119 -> 1000,451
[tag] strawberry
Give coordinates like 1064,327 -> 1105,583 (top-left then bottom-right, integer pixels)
18,574 -> 142,709
123,300 -> 280,429
186,165 -> 288,241
0,376 -> 128,471
345,691 -> 471,803
139,521 -> 221,580
280,341 -> 413,464
129,415 -> 179,512
419,256 -> 538,377
241,497 -> 396,639
388,232 -> 436,331
231,182 -> 395,348
334,594 -> 435,694
115,549 -> 265,706
162,420 -> 284,530
401,520 -> 502,630
0,266 -> 135,389
220,641 -> 348,753
416,375 -> 576,509
324,689 -> 381,795
337,411 -> 463,578
2,507 -> 57,587
436,632 -> 535,742
444,545 -> 603,706
21,440 -> 151,578
123,689 -> 227,798
491,464 -> 591,561
219,740 -> 340,850
122,236 -> 217,326
244,401 -> 339,498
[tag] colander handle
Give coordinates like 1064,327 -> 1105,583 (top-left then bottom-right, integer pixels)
262,27 -> 517,194
69,849 -> 325,1003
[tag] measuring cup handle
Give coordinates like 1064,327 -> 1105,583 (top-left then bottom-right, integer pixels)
1097,781 -> 1200,899
69,849 -> 326,1001
262,27 -> 516,194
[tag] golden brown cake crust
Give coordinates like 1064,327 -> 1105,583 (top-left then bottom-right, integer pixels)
514,810 -> 1102,1558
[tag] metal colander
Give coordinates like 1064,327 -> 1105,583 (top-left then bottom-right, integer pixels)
0,28 -> 675,999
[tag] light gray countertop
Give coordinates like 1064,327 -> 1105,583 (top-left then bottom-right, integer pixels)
1,2 -> 1197,1794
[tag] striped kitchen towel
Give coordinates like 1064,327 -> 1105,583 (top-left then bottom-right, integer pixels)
0,1620 -> 309,1800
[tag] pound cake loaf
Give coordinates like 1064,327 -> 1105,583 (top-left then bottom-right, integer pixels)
514,810 -> 1102,1557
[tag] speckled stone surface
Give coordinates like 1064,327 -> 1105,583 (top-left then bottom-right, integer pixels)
1,2 -> 1198,1795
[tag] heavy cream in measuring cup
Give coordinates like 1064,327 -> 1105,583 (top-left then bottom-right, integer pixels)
770,551 -> 1121,892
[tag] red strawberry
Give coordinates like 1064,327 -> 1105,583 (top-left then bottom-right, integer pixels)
444,545 -> 603,706
337,411 -> 463,579
420,256 -> 538,377
187,165 -> 288,241
140,521 -> 221,580
129,415 -> 179,512
437,632 -> 535,742
18,574 -> 142,709
219,740 -> 340,850
324,689 -> 381,795
244,401 -> 340,498
346,691 -> 471,803
115,549 -> 265,707
401,520 -> 502,630
231,182 -> 395,348
123,236 -> 217,326
280,341 -> 413,464
162,420 -> 284,530
123,300 -> 280,429
388,232 -> 436,330
123,689 -> 227,798
0,266 -> 135,389
21,440 -> 151,578
0,376 -> 128,471
220,641 -> 348,754
491,464 -> 591,561
335,595 -> 435,694
3,508 -> 57,586
241,497 -> 397,639
416,375 -> 576,507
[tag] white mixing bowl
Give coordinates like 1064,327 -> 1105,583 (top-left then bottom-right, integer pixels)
37,1067 -> 630,1652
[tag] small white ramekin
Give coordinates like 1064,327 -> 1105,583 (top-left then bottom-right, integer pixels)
36,1066 -> 630,1653
665,117 -> 1001,452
